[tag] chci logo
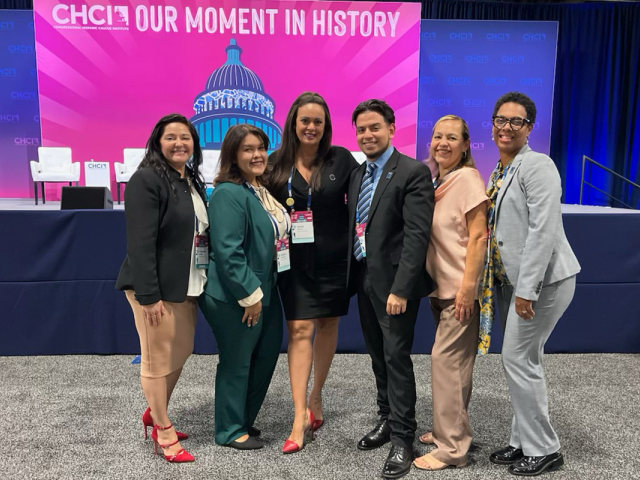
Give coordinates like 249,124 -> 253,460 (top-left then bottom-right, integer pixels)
52,4 -> 129,28
520,78 -> 543,86
464,99 -> 486,107
15,137 -> 40,145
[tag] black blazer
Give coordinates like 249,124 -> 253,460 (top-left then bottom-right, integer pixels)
346,149 -> 436,301
116,166 -> 204,305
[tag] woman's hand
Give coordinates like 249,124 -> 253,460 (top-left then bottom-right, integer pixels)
454,286 -> 475,322
515,296 -> 535,320
242,301 -> 262,327
142,301 -> 165,327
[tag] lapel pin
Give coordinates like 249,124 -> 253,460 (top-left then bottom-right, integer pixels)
386,172 -> 394,179
329,174 -> 336,181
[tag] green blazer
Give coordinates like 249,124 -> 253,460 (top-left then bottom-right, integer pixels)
204,182 -> 277,307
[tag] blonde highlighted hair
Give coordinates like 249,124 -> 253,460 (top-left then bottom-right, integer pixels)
432,115 -> 475,168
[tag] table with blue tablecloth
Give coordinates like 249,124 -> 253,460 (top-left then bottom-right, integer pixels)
1,205 -> 638,355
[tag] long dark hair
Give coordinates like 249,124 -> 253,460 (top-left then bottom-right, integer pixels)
214,124 -> 270,186
138,113 -> 205,199
268,92 -> 333,191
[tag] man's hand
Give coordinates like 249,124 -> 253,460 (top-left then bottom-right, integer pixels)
386,293 -> 408,316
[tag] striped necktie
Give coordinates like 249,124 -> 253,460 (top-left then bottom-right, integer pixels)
353,162 -> 377,261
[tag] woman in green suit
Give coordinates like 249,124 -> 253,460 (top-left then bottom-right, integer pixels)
200,124 -> 291,450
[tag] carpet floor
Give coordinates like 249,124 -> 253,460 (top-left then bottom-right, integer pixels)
1,353 -> 639,480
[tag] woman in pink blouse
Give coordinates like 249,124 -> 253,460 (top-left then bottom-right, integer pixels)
413,115 -> 489,471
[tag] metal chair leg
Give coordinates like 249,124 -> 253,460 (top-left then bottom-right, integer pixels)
41,182 -> 46,204
117,182 -> 121,204
34,182 -> 38,205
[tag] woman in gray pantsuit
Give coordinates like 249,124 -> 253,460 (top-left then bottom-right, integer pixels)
480,92 -> 581,476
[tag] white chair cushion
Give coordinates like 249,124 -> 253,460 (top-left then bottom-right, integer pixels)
38,147 -> 72,172
201,150 -> 221,184
31,147 -> 80,182
34,172 -> 78,182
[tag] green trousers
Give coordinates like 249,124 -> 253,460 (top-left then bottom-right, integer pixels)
199,288 -> 283,445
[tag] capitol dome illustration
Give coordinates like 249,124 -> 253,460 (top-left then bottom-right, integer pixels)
191,39 -> 282,150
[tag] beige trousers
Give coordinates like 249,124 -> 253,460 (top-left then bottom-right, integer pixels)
429,298 -> 479,466
125,291 -> 197,378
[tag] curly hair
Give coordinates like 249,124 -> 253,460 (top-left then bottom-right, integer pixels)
492,92 -> 537,123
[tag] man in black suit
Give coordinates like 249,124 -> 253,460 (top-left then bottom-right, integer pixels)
347,99 -> 435,479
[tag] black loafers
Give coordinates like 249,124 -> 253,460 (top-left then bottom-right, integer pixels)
508,452 -> 564,476
357,420 -> 391,450
490,445 -> 524,465
248,426 -> 261,437
226,436 -> 264,450
382,445 -> 412,479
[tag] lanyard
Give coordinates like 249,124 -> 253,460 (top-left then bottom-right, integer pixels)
433,162 -> 464,190
288,167 -> 312,211
245,181 -> 289,239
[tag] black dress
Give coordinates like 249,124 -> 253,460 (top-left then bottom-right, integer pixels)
269,146 -> 359,320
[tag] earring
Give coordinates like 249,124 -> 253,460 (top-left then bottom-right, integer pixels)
491,134 -> 494,141
526,136 -> 529,144
462,151 -> 467,158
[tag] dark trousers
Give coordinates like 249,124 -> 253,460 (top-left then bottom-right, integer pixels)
199,288 -> 283,445
357,261 -> 420,449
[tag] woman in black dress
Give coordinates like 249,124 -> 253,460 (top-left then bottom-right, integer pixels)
268,92 -> 359,453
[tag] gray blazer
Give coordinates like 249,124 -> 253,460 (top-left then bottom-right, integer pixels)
494,144 -> 580,301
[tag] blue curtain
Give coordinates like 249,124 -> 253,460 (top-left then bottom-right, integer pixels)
0,0 -> 32,9
422,0 -> 640,207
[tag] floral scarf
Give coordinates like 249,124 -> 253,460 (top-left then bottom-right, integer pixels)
477,160 -> 512,355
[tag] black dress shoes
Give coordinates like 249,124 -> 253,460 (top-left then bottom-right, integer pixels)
490,445 -> 524,465
226,436 -> 264,450
508,452 -> 564,476
382,445 -> 412,479
248,426 -> 261,437
357,420 -> 391,450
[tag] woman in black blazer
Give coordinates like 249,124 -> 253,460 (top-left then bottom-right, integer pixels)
116,114 -> 208,463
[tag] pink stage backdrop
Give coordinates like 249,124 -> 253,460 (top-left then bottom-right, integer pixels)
29,0 -> 421,198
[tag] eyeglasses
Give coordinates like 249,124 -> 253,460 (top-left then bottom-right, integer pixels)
492,115 -> 531,131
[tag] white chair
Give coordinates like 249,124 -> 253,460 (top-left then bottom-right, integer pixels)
201,150 -> 221,185
115,148 -> 145,204
351,151 -> 367,164
30,147 -> 81,205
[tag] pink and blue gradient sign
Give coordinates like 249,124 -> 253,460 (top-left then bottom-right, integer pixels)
28,0 -> 421,198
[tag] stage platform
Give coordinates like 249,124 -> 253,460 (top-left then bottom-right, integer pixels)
1,199 -> 639,355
